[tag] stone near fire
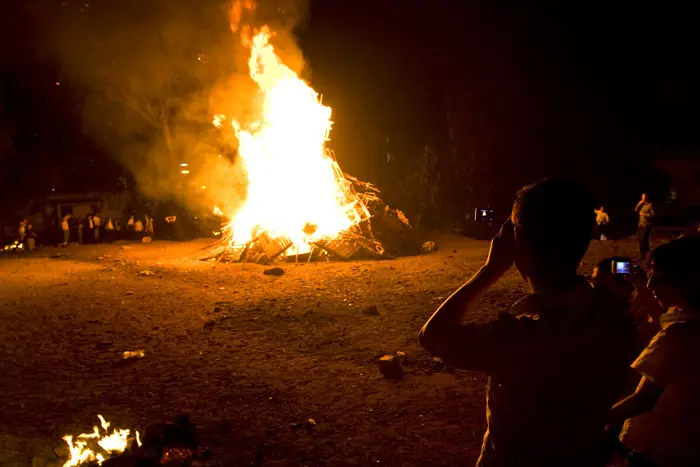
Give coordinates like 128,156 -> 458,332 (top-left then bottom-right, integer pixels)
378,354 -> 404,380
362,305 -> 380,316
122,349 -> 145,360
263,267 -> 285,276
421,241 -> 437,253
431,356 -> 445,371
138,270 -> 154,277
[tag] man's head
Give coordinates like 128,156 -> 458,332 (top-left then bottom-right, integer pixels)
648,236 -> 700,310
512,178 -> 595,281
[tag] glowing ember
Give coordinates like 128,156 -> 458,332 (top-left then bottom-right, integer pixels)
218,26 -> 368,254
212,114 -> 226,128
62,415 -> 140,466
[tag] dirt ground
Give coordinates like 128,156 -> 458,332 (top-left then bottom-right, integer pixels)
0,235 -> 643,466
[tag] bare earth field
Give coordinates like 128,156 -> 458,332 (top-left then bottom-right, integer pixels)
0,235 -> 641,466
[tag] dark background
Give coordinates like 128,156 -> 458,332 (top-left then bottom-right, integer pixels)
2,1 -> 698,222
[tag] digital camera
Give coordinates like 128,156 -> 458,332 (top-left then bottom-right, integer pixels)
475,207 -> 495,223
611,260 -> 633,275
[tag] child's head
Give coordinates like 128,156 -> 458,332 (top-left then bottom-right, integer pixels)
511,178 -> 595,279
648,236 -> 700,310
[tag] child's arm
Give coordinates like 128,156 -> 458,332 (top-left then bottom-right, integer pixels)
608,376 -> 664,436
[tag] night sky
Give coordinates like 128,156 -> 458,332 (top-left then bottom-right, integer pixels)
2,1 -> 699,217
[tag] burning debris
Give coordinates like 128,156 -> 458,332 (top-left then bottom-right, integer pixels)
203,27 -> 392,264
62,415 -> 140,466
60,414 -> 205,467
2,240 -> 25,253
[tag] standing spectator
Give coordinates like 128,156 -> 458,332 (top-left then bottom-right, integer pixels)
635,194 -> 655,261
607,236 -> 700,467
92,213 -> 101,243
419,179 -> 638,467
86,214 -> 94,243
25,222 -> 37,251
61,214 -> 71,246
105,217 -> 114,243
114,220 -> 122,240
77,218 -> 84,244
18,219 -> 27,241
127,215 -> 135,240
134,217 -> 144,240
594,206 -> 610,240
146,215 -> 154,239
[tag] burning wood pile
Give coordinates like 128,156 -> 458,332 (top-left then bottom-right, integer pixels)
202,27 -> 405,263
204,170 -> 387,263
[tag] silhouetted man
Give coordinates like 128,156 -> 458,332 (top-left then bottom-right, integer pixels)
595,205 -> 610,240
635,194 -> 655,260
420,179 -> 638,467
61,214 -> 71,246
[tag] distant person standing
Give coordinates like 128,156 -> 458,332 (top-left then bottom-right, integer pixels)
18,219 -> 27,240
595,206 -> 610,240
77,218 -> 84,244
165,215 -> 178,240
145,215 -> 154,239
26,223 -> 37,251
127,215 -> 135,240
105,217 -> 114,242
92,213 -> 101,243
61,214 -> 71,246
635,194 -> 655,261
134,217 -> 144,240
87,214 -> 94,243
114,220 -> 122,240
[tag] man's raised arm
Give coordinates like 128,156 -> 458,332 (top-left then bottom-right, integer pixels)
419,221 -> 515,357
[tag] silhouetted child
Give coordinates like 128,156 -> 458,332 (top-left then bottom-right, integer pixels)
608,236 -> 700,467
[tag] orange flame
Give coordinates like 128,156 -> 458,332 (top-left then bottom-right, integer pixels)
62,415 -> 140,466
219,26 -> 366,253
230,0 -> 255,33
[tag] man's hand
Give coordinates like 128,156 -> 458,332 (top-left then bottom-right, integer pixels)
628,264 -> 648,287
485,219 -> 516,278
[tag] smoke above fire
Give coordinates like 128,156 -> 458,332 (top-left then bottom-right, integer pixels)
37,0 -> 310,215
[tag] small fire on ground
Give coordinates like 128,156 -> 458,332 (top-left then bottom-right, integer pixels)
209,25 -> 384,262
62,415 -> 140,466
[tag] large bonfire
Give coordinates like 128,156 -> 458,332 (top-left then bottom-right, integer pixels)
208,26 -> 384,263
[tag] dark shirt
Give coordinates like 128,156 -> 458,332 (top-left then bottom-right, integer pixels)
434,280 -> 638,467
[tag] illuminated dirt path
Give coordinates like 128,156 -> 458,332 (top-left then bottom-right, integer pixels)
0,237 -> 638,466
